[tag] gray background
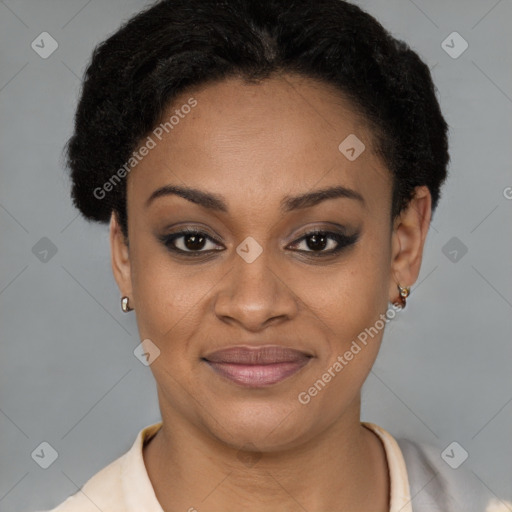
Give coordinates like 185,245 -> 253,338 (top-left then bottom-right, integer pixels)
1,0 -> 511,511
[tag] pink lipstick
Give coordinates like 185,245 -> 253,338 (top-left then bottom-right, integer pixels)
203,345 -> 311,387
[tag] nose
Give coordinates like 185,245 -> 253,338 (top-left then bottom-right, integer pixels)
213,246 -> 299,331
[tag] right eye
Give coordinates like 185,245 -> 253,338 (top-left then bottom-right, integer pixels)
159,228 -> 223,256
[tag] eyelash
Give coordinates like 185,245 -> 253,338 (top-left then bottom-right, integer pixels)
159,227 -> 359,258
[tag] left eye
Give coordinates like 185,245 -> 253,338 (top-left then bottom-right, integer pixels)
287,230 -> 358,255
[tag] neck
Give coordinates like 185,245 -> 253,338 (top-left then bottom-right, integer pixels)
143,395 -> 389,512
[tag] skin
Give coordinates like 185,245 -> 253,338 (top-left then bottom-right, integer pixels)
110,73 -> 431,511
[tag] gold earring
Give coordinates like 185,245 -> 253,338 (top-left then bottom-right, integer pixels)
121,296 -> 133,312
393,284 -> 410,309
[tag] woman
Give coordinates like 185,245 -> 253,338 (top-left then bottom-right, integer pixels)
38,0 -> 507,511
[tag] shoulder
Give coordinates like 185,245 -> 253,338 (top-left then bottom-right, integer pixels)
41,451 -> 127,512
396,437 -> 511,512
36,422 -> 163,512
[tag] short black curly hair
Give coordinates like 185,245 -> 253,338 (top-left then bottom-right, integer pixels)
65,0 -> 449,240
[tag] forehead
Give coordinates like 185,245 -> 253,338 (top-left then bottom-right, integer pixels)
127,74 -> 391,213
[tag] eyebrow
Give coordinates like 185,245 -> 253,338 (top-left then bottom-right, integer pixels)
145,184 -> 365,212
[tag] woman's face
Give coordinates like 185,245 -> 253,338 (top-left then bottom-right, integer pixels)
111,73 -> 430,450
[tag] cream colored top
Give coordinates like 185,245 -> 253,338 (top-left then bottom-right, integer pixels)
43,421 -> 414,512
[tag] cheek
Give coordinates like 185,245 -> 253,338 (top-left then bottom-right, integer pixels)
298,247 -> 392,418
319,229 -> 392,367
129,239 -> 205,342
321,230 -> 391,328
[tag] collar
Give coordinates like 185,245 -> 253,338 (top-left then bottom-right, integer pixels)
362,422 -> 413,512
120,421 -> 164,512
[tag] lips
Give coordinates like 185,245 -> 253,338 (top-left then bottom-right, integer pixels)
203,346 -> 312,387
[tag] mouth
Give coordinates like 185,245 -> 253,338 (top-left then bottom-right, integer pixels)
202,345 -> 312,388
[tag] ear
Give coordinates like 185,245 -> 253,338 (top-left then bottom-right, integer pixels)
109,211 -> 133,304
388,185 -> 432,302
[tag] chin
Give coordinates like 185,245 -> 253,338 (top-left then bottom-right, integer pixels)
199,396 -> 320,452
